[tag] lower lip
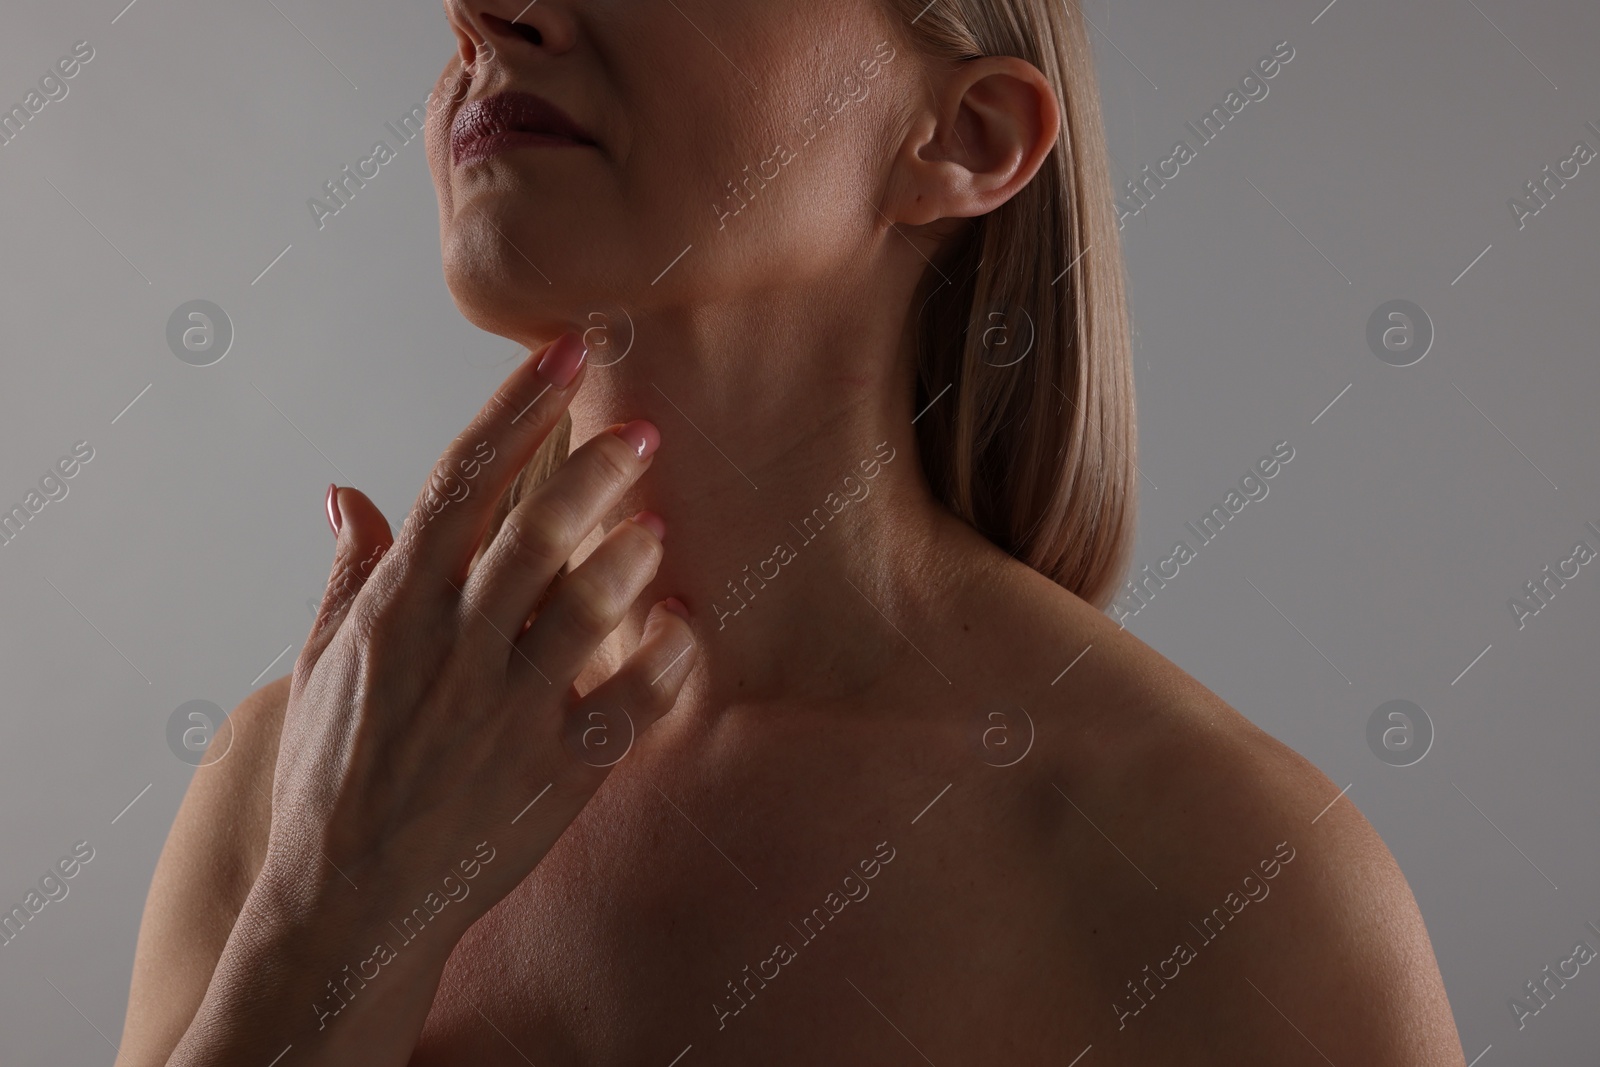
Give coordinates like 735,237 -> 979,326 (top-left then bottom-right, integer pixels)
454,130 -> 591,166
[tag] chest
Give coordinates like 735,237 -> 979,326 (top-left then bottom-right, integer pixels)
407,718 -> 1083,1065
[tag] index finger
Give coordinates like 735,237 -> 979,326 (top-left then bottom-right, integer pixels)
389,331 -> 588,589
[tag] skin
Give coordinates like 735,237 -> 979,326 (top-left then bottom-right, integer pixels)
115,1 -> 1468,1064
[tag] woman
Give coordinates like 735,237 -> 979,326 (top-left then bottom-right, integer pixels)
116,0 -> 1467,1063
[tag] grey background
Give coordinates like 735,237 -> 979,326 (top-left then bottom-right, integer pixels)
1,0 -> 1595,1062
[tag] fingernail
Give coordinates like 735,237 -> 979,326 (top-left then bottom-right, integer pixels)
614,420 -> 660,459
632,510 -> 666,542
663,597 -> 690,621
535,331 -> 587,388
325,484 -> 342,536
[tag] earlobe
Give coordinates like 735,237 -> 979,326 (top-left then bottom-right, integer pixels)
889,56 -> 1060,227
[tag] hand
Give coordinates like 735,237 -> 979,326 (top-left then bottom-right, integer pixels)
170,331 -> 696,1066
279,327 -> 693,916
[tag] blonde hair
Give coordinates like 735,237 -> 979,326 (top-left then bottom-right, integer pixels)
488,0 -> 1136,609
890,0 -> 1136,609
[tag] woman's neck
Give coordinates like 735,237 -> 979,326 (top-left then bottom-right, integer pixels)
562,295 -> 984,714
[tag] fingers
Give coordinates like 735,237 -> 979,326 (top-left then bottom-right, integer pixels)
463,420 -> 661,640
301,486 -> 395,669
387,331 -> 589,593
506,507 -> 666,690
560,600 -> 698,761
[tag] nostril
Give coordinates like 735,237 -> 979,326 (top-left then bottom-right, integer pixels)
484,13 -> 543,46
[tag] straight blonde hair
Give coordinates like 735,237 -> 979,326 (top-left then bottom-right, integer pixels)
890,0 -> 1137,610
487,0 -> 1136,610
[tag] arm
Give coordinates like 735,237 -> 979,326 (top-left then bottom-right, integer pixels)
116,680 -> 475,1066
1124,731 -> 1467,1066
116,332 -> 696,1066
114,678 -> 286,1067
1212,795 -> 1467,1066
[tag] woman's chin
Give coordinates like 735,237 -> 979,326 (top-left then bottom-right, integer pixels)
445,248 -> 643,349
441,251 -> 553,337
445,271 -> 631,358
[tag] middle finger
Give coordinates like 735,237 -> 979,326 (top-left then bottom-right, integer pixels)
461,419 -> 661,642
383,331 -> 589,595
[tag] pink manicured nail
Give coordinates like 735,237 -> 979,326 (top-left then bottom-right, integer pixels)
325,484 -> 342,536
632,510 -> 666,541
614,420 -> 660,459
663,597 -> 690,621
535,331 -> 587,388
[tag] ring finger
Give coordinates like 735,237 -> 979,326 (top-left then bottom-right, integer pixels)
507,510 -> 666,691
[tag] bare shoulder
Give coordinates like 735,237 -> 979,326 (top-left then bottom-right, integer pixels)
1081,704 -> 1464,1065
971,562 -> 1465,1064
114,675 -> 287,1066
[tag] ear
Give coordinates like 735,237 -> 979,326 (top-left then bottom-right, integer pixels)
888,56 -> 1061,227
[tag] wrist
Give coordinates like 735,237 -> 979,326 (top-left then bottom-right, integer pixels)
170,869 -> 460,1066
253,829 -> 506,955
244,855 -> 467,976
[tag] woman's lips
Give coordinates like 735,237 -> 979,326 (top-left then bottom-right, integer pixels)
451,91 -> 597,166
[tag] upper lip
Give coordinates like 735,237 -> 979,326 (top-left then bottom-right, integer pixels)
451,90 -> 598,161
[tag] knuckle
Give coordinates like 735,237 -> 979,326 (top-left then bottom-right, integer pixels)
347,577 -> 419,651
616,523 -> 666,575
385,523 -> 428,570
356,557 -> 404,607
348,598 -> 399,651
484,380 -> 533,426
623,517 -> 665,556
589,434 -> 639,489
662,611 -> 696,648
500,513 -> 569,575
323,559 -> 363,608
412,439 -> 496,531
412,472 -> 457,529
326,542 -> 390,604
557,574 -> 623,640
353,536 -> 394,576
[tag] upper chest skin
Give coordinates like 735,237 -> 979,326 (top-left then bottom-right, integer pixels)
405,700 -> 1126,1067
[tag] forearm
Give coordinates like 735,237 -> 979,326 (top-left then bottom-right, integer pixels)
167,869 -> 459,1067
